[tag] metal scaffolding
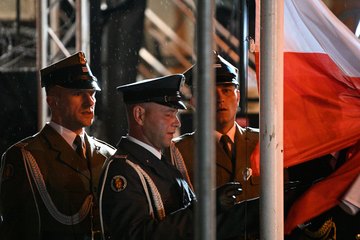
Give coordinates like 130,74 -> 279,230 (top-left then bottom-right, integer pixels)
36,0 -> 90,129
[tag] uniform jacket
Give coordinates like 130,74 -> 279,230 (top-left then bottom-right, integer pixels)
173,123 -> 260,201
0,124 -> 115,240
99,137 -> 196,240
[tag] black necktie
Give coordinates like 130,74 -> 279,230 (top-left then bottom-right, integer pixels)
74,135 -> 86,159
220,134 -> 233,159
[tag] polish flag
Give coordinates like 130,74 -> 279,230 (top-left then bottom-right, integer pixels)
254,0 -> 360,234
281,0 -> 360,167
285,140 -> 360,234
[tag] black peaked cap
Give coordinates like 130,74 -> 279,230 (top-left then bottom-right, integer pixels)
40,51 -> 100,91
183,51 -> 239,88
117,74 -> 187,110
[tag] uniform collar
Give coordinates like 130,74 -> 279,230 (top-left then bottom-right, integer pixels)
215,123 -> 236,143
49,121 -> 85,150
127,135 -> 162,160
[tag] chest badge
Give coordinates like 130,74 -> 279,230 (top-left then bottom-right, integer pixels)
111,175 -> 127,192
242,167 -> 253,181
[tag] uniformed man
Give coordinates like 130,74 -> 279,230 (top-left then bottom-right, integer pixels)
0,52 -> 116,240
98,74 -> 259,240
171,52 -> 260,202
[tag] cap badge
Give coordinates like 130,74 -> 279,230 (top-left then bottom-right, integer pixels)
82,66 -> 89,73
111,175 -> 127,192
79,52 -> 87,65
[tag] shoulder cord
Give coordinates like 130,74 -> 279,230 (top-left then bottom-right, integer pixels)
99,159 -> 113,240
303,218 -> 336,240
98,157 -> 166,240
125,160 -> 166,220
169,142 -> 194,191
21,146 -> 93,225
21,148 -> 42,236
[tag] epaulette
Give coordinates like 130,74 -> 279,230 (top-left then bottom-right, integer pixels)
173,132 -> 195,142
245,127 -> 260,133
112,154 -> 128,160
91,137 -> 116,150
14,142 -> 28,148
9,134 -> 37,150
1,141 -> 28,160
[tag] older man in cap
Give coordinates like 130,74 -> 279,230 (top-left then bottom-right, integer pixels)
98,74 -> 260,240
0,52 -> 115,240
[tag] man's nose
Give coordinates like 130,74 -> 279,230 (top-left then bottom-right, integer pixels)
174,116 -> 181,128
216,90 -> 224,102
84,93 -> 96,106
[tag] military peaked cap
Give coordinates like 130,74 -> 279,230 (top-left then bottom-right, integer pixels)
40,51 -> 101,91
183,51 -> 239,88
117,74 -> 186,110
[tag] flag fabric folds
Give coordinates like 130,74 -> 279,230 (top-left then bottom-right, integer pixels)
284,140 -> 360,234
255,0 -> 360,234
282,0 -> 360,167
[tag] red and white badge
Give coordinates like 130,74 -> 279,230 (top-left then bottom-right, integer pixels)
111,175 -> 127,192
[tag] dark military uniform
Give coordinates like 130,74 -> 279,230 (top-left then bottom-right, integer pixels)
100,73 -> 260,240
100,137 -> 261,240
99,137 -> 196,240
0,125 -> 115,240
99,74 -> 195,239
173,124 -> 259,201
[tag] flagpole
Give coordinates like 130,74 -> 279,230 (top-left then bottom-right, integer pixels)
194,0 -> 216,240
259,0 -> 284,239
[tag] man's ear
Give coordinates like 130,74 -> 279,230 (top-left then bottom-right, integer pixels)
46,87 -> 60,109
133,105 -> 145,126
236,89 -> 241,104
47,95 -> 57,109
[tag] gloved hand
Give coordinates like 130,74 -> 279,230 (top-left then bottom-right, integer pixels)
216,182 -> 242,211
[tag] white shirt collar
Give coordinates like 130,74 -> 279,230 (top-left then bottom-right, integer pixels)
215,123 -> 236,143
126,135 -> 162,160
49,121 -> 85,150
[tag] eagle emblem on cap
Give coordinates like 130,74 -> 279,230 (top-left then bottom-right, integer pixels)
79,52 -> 87,65
111,175 -> 127,192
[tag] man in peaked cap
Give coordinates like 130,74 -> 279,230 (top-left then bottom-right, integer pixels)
174,51 -> 259,200
0,52 -> 115,240
166,52 -> 260,239
98,74 -> 256,240
181,51 -> 238,95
